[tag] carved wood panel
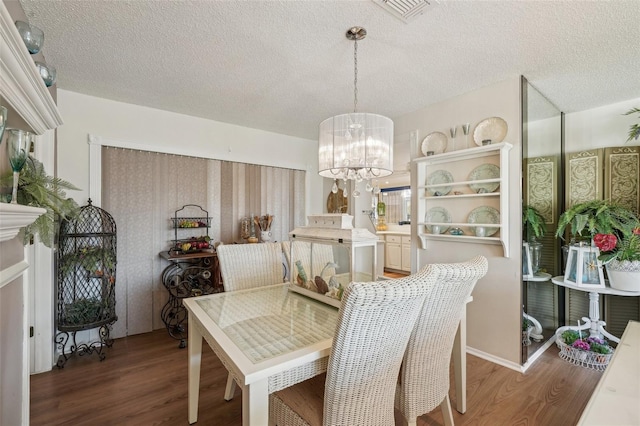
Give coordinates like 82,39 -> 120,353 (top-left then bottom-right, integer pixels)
604,146 -> 640,213
566,149 -> 603,208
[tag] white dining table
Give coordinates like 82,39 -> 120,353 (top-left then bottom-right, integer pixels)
184,283 -> 471,425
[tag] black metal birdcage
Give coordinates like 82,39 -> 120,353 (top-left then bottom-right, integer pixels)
55,199 -> 117,367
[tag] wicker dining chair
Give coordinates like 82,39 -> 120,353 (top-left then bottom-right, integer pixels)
395,255 -> 488,426
269,269 -> 439,426
216,242 -> 286,400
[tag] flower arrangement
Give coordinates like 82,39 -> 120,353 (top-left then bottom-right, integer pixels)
556,329 -> 614,371
561,330 -> 612,355
594,228 -> 640,263
556,199 -> 640,263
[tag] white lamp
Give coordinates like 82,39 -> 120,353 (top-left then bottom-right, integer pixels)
564,243 -> 606,288
318,27 -> 394,197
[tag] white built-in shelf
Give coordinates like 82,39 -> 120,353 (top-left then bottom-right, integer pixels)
413,142 -> 513,257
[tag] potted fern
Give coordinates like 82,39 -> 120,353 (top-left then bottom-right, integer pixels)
0,157 -> 79,247
523,205 -> 546,242
556,200 -> 640,291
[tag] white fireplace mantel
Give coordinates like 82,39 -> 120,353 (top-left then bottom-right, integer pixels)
0,3 -> 63,134
1,3 -> 62,425
0,203 -> 46,243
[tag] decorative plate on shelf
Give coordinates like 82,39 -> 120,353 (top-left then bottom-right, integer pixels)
421,131 -> 448,156
425,207 -> 452,234
467,206 -> 500,236
473,117 -> 508,146
468,164 -> 500,193
426,170 -> 454,196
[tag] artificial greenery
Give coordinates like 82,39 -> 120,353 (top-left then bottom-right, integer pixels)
609,232 -> 640,262
0,157 -> 79,247
63,298 -> 105,326
523,205 -> 546,241
589,341 -> 612,355
624,107 -> 640,142
560,330 -> 612,354
555,200 -> 639,241
561,330 -> 581,346
59,246 -> 116,276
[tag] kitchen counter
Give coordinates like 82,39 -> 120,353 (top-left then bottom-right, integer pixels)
376,230 -> 411,236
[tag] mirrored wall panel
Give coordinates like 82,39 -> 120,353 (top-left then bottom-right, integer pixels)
522,78 -> 564,364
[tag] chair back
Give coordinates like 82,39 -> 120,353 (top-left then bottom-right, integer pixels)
396,256 -> 488,423
217,242 -> 284,292
322,270 -> 438,426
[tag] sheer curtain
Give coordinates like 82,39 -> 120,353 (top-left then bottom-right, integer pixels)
102,147 -> 305,337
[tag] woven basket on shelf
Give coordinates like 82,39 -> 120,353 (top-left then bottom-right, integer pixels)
555,332 -> 614,372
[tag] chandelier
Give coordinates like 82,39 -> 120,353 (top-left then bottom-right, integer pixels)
318,27 -> 394,197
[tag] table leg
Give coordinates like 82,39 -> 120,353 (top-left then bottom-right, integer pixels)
555,292 -> 621,344
452,311 -> 466,413
242,378 -> 269,426
188,313 -> 203,424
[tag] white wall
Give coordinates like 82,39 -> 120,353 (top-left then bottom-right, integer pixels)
56,90 -> 323,215
395,77 -> 524,367
565,97 -> 640,152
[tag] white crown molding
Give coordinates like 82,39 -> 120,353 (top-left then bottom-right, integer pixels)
0,3 -> 63,134
0,203 -> 46,243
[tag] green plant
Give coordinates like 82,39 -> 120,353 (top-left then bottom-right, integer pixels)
523,205 -> 546,241
624,107 -> 640,142
560,330 -> 612,354
561,330 -> 581,345
589,342 -> 612,355
0,157 -> 79,247
60,246 -> 116,276
556,200 -> 639,240
63,298 -> 105,326
556,200 -> 640,263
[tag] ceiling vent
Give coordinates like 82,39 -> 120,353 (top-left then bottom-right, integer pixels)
372,0 -> 432,23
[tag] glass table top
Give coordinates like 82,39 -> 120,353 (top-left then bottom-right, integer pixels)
195,284 -> 339,364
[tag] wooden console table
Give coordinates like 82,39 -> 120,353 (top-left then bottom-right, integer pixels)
159,249 -> 223,347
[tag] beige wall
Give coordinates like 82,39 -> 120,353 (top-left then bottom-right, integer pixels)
55,90 -> 323,216
395,77 -> 524,367
565,97 -> 640,152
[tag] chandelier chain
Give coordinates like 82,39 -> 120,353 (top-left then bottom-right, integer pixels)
353,39 -> 358,113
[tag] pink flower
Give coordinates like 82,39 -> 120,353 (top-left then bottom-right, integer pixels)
633,228 -> 640,236
593,233 -> 617,252
572,340 -> 590,351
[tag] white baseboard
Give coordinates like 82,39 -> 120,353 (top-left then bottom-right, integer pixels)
467,346 -> 526,373
467,336 -> 557,373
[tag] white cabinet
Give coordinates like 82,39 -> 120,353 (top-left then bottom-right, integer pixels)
414,143 -> 513,257
401,236 -> 411,271
385,235 -> 402,270
384,234 -> 411,272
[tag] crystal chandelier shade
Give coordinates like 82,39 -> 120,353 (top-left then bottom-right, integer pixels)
318,27 -> 394,189
318,112 -> 393,181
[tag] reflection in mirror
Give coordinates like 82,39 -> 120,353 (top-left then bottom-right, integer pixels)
380,186 -> 411,224
522,78 -> 564,364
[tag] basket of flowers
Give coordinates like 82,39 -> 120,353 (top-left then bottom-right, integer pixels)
555,329 -> 614,371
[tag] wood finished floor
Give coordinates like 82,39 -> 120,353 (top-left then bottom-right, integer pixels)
30,329 -> 601,426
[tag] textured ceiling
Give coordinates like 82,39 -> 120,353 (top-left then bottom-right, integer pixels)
18,0 -> 640,140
